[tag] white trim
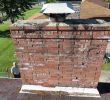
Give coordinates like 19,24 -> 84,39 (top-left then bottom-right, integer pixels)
20,85 -> 100,98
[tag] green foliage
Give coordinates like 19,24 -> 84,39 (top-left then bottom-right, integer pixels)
0,6 -> 41,72
105,0 -> 110,3
0,0 -> 33,23
46,0 -> 56,3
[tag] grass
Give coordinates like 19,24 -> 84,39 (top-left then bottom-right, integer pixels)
0,22 -> 10,31
23,6 -> 41,19
0,72 -> 8,77
103,62 -> 110,71
0,22 -> 10,38
0,5 -> 41,72
0,38 -> 16,72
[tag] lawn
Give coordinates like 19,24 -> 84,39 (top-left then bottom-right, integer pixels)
103,62 -> 110,71
0,22 -> 10,31
0,38 -> 15,72
23,6 -> 41,19
0,5 -> 41,72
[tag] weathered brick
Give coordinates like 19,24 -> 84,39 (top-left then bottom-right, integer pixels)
10,20 -> 110,87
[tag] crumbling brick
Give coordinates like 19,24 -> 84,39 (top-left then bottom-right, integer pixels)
10,20 -> 110,88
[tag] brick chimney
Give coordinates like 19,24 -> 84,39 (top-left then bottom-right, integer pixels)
10,19 -> 110,89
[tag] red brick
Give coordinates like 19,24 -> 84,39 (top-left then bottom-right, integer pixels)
10,22 -> 109,87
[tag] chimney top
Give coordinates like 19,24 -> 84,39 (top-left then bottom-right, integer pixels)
41,3 -> 75,22
41,3 -> 75,14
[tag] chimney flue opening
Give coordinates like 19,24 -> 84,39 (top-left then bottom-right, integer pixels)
49,14 -> 66,22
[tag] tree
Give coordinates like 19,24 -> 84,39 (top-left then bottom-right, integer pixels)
0,0 -> 32,23
46,0 -> 56,3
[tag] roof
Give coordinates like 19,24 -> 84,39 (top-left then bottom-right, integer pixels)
0,72 -> 110,100
0,76 -> 110,100
29,1 -> 110,20
87,0 -> 106,7
80,0 -> 110,19
41,3 -> 75,14
0,78 -> 21,100
28,13 -> 48,20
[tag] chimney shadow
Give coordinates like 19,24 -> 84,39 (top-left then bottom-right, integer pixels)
64,19 -> 100,25
97,82 -> 110,94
